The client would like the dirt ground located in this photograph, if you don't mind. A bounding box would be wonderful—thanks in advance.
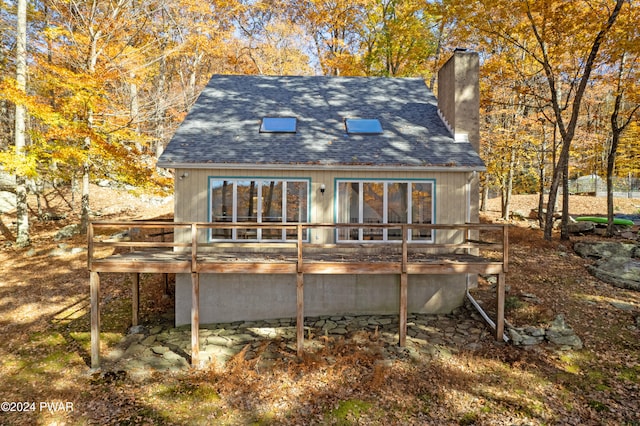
[1,187,639,425]
[483,192,640,219]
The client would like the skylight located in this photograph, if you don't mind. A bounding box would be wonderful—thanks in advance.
[345,118,383,134]
[260,117,297,133]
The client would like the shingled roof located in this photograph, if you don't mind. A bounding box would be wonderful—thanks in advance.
[157,75,485,171]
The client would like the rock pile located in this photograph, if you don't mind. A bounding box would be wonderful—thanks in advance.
[101,307,494,380]
[574,241,640,291]
[508,314,583,350]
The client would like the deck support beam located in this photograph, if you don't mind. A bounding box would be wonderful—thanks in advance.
[132,273,140,327]
[90,271,101,370]
[399,272,408,346]
[496,272,505,340]
[296,272,304,357]
[191,272,200,368]
[399,226,408,346]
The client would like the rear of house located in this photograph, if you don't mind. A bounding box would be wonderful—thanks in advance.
[157,50,484,326]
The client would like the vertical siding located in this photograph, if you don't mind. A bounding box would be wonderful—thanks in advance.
[174,167,472,244]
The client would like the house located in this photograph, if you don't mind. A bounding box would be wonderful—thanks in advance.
[156,50,486,327]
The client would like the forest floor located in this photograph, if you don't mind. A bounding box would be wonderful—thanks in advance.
[1,186,640,425]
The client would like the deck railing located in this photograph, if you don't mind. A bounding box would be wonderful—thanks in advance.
[88,221,508,272]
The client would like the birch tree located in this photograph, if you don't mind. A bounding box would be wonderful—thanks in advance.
[14,0,29,246]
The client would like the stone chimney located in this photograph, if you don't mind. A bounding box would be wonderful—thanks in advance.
[437,49,480,153]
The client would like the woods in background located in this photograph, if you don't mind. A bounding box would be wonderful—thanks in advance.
[0,0,638,244]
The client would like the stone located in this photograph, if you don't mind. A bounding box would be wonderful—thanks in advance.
[129,325,146,335]
[545,315,583,350]
[0,191,16,213]
[588,258,640,291]
[574,241,637,259]
[322,320,337,331]
[574,242,640,291]
[54,224,80,241]
[151,346,169,355]
[524,326,546,337]
[567,221,595,234]
[141,336,156,345]
[610,301,635,311]
[162,350,184,361]
[123,343,147,358]
[547,333,583,350]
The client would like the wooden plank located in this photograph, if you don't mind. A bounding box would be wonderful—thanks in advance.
[406,263,504,275]
[132,273,140,327]
[302,263,401,274]
[399,272,407,347]
[93,241,188,248]
[191,224,197,273]
[401,226,408,274]
[90,261,191,274]
[198,263,298,274]
[496,272,505,340]
[296,272,304,357]
[90,271,100,369]
[87,223,94,270]
[92,260,504,276]
[191,272,200,368]
[503,225,509,273]
[297,224,303,274]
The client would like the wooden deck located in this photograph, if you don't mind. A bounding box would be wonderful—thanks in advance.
[88,222,508,369]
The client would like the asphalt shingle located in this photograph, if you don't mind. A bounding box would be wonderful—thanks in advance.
[157,75,485,170]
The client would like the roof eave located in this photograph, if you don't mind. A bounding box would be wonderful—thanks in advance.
[156,162,486,173]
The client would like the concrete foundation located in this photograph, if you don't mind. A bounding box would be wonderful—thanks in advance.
[174,273,468,326]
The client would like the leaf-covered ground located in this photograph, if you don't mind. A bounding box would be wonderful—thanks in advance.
[1,187,639,425]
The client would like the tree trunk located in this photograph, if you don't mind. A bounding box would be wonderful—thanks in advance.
[605,53,640,236]
[80,26,101,234]
[14,0,29,247]
[560,153,570,240]
[606,143,617,236]
[537,122,547,228]
[501,148,515,220]
[534,0,625,240]
[480,175,488,213]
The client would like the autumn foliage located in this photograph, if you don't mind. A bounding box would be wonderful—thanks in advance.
[0,0,639,240]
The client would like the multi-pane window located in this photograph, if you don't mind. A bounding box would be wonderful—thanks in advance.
[336,180,434,242]
[209,178,309,241]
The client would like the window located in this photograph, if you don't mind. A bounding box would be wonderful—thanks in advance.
[336,180,433,242]
[345,118,383,134]
[210,178,309,241]
[260,117,297,133]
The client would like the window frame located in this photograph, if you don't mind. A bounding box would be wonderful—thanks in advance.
[334,178,435,243]
[259,117,297,133]
[208,177,310,242]
[344,118,383,134]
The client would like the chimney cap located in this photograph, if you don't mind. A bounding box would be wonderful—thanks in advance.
[453,47,468,52]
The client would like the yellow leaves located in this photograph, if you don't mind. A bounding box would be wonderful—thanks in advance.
[0,148,39,179]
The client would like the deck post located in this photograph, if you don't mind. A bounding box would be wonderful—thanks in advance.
[296,272,304,357]
[496,272,505,340]
[132,273,140,326]
[502,225,509,273]
[399,273,408,346]
[399,225,408,346]
[191,272,200,368]
[90,271,101,369]
[296,224,304,357]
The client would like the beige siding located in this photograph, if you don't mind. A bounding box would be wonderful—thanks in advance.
[174,167,472,244]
